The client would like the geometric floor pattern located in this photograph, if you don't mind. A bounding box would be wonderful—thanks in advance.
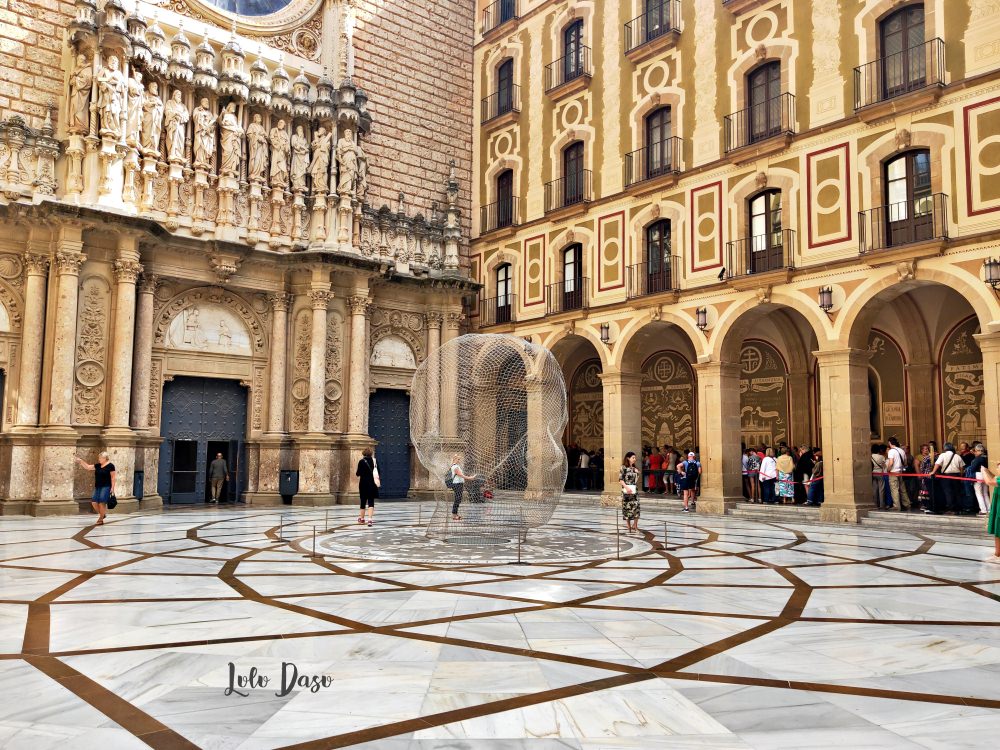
[2,503,999,749]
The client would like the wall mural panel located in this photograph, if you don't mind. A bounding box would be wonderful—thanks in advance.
[964,95,1000,216]
[73,276,110,425]
[867,329,907,441]
[523,234,546,307]
[806,143,852,248]
[690,181,722,272]
[640,351,696,450]
[941,316,985,446]
[598,211,625,292]
[740,340,789,448]
[569,359,603,451]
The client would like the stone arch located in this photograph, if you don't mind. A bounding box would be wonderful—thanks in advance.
[855,0,943,68]
[0,276,22,332]
[727,44,798,115]
[615,310,704,371]
[627,199,687,272]
[483,42,524,92]
[550,0,596,51]
[153,287,268,356]
[627,90,685,153]
[549,225,595,289]
[370,334,417,369]
[710,291,832,363]
[483,155,521,208]
[548,130,596,185]
[369,307,427,364]
[543,327,610,370]
[727,168,799,259]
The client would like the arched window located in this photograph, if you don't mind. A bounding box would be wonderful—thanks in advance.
[496,58,514,116]
[747,189,783,273]
[645,219,672,294]
[496,169,514,228]
[563,20,584,81]
[563,141,585,205]
[884,149,932,246]
[496,262,512,323]
[644,106,673,179]
[880,4,925,98]
[562,243,584,310]
[747,61,782,143]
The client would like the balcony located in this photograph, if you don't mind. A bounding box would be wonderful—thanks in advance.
[479,295,517,327]
[624,0,681,64]
[858,193,949,263]
[544,46,592,100]
[544,170,592,216]
[724,92,795,162]
[483,0,518,37]
[725,230,796,286]
[546,278,589,315]
[481,85,521,129]
[722,0,776,14]
[854,39,945,122]
[624,137,682,193]
[626,257,680,300]
[479,195,519,235]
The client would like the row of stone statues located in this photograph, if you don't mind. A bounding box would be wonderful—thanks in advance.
[70,53,369,199]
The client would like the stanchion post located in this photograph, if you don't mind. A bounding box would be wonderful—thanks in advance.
[324,509,329,533]
[278,514,284,541]
[312,524,317,557]
[616,513,621,560]
[663,520,667,550]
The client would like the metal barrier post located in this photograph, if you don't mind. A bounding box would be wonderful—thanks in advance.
[616,513,621,560]
[278,514,284,541]
[663,521,668,550]
[312,524,317,557]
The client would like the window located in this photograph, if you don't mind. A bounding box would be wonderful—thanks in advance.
[496,263,512,323]
[880,4,926,99]
[747,61,782,143]
[563,141,585,205]
[645,219,672,294]
[644,106,673,179]
[563,20,584,81]
[884,149,932,246]
[563,243,583,309]
[747,190,783,273]
[496,58,514,116]
[644,0,670,43]
[499,0,516,25]
[496,169,514,228]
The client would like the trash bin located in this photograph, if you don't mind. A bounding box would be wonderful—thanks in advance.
[279,470,299,505]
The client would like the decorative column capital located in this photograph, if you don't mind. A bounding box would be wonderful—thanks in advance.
[425,310,444,328]
[445,310,464,329]
[267,291,292,312]
[138,273,160,294]
[309,288,333,309]
[112,259,143,284]
[347,294,371,316]
[54,251,85,275]
[811,347,872,367]
[24,253,50,275]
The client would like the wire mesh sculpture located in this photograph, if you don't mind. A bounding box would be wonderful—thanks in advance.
[410,333,569,545]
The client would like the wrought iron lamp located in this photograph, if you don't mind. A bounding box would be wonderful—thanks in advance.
[984,258,1000,293]
[599,322,611,345]
[695,307,708,331]
[818,286,834,314]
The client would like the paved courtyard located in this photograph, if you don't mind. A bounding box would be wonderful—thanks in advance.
[1,503,999,749]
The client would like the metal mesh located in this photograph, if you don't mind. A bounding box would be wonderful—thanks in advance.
[410,334,569,545]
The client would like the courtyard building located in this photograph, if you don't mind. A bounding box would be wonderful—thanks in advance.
[471,0,1000,521]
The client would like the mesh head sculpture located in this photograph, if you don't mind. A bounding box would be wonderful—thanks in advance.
[410,333,569,544]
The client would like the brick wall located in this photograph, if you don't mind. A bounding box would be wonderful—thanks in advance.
[353,0,474,258]
[0,0,72,128]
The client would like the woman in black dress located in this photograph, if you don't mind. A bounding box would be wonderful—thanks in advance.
[356,447,378,526]
[74,451,116,526]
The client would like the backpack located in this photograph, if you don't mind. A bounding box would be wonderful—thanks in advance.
[443,467,456,488]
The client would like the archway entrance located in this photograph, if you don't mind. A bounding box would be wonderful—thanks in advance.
[158,376,248,504]
[369,389,411,498]
[550,334,604,491]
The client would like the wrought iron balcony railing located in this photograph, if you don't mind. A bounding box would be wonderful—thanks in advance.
[544,46,592,91]
[479,195,519,234]
[858,193,948,254]
[479,295,517,327]
[624,137,682,187]
[544,170,592,213]
[624,0,681,53]
[481,85,521,123]
[725,230,796,278]
[854,38,945,111]
[724,92,795,153]
[483,0,518,35]
[626,257,680,299]
[546,278,589,315]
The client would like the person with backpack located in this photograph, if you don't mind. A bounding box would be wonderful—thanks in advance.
[928,442,965,514]
[886,437,911,512]
[448,453,477,520]
[746,448,761,503]
[677,451,701,513]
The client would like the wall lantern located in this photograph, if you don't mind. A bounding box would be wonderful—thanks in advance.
[695,307,708,331]
[818,286,834,314]
[984,258,1000,291]
[600,322,611,345]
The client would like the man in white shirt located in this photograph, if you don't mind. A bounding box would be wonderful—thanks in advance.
[578,450,591,490]
[886,437,910,512]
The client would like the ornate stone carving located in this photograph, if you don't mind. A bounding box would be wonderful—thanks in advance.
[336,130,358,195]
[754,44,767,62]
[140,82,164,158]
[208,254,240,284]
[96,54,127,140]
[754,171,768,190]
[72,277,110,424]
[755,286,772,305]
[895,128,912,150]
[164,91,190,164]
[23,254,48,276]
[370,307,426,362]
[252,365,265,432]
[126,69,144,148]
[811,0,841,81]
[309,289,333,308]
[54,251,85,275]
[148,358,162,427]
[425,310,444,328]
[324,311,343,431]
[269,119,290,189]
[267,291,291,312]
[309,127,333,193]
[290,308,311,431]
[246,113,269,183]
[347,294,371,316]
[112,259,142,284]
[139,273,160,295]
[290,124,309,191]
[219,103,243,178]
[896,260,916,282]
[445,311,465,330]
[153,288,267,354]
[68,53,93,135]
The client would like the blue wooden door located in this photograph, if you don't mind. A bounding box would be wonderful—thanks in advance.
[368,389,411,498]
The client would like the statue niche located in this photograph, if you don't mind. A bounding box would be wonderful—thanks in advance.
[165,303,253,355]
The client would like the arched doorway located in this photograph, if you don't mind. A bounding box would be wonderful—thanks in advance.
[550,334,604,491]
[940,316,985,447]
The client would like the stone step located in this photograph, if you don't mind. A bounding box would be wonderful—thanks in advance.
[861,512,987,538]
[560,492,686,511]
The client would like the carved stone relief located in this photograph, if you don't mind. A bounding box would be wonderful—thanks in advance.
[154,288,267,355]
[164,302,253,355]
[72,276,110,425]
[148,358,163,428]
[324,311,343,431]
[290,308,311,432]
[369,307,426,364]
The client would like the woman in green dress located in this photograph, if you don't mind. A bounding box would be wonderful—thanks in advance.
[619,451,641,534]
[987,463,1000,560]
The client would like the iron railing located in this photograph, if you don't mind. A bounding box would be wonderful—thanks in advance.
[724,92,796,153]
[624,0,681,53]
[544,46,592,91]
[624,137,682,187]
[855,38,945,111]
[481,84,521,122]
[859,193,948,254]
[546,278,589,315]
[544,170,592,212]
[479,295,516,326]
[483,0,518,35]
[480,195,519,233]
[726,229,796,278]
[626,257,680,298]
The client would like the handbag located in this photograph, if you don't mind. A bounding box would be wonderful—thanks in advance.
[107,493,118,510]
[372,458,381,488]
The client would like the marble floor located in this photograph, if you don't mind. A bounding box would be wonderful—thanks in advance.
[2,503,1000,749]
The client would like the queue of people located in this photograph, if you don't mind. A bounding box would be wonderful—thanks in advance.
[742,444,824,506]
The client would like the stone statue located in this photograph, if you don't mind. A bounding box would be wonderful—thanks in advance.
[355,139,369,202]
[336,130,358,195]
[125,69,144,147]
[163,89,189,164]
[68,53,93,135]
[290,124,309,192]
[269,119,290,189]
[309,126,333,193]
[218,102,244,179]
[246,113,268,183]
[191,98,217,171]
[96,54,127,140]
[140,81,164,156]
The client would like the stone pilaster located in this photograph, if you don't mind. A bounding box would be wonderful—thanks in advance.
[904,362,937,448]
[787,371,813,447]
[599,371,644,506]
[106,249,142,430]
[974,333,1000,463]
[294,286,334,506]
[307,288,332,434]
[815,348,874,523]
[345,293,371,437]
[266,292,291,435]
[694,361,743,515]
[425,310,443,435]
[130,274,158,431]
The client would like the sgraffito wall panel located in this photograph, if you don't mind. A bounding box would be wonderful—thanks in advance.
[690,181,723,273]
[568,358,603,451]
[806,143,852,249]
[597,211,625,293]
[940,316,985,447]
[964,95,1000,217]
[739,340,789,449]
[640,351,695,450]
[523,233,546,309]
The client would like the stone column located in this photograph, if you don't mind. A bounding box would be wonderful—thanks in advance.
[599,371,643,505]
[294,286,334,506]
[815,348,873,523]
[14,253,50,428]
[425,311,443,435]
[904,362,937,448]
[130,274,158,431]
[787,370,813,447]
[307,288,331,434]
[266,292,291,435]
[106,242,142,430]
[975,333,1000,462]
[694,361,743,515]
[346,294,371,436]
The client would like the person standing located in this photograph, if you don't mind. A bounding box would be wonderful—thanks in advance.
[664,446,678,495]
[886,437,910,512]
[648,448,662,495]
[208,452,229,503]
[915,443,933,510]
[929,442,964,514]
[806,448,824,506]
[968,443,990,516]
[793,446,814,505]
[741,448,751,499]
[746,448,761,503]
[74,452,116,526]
[759,447,778,504]
[356,447,379,526]
[449,453,476,520]
[677,451,701,513]
[577,449,591,491]
[619,451,641,532]
[775,447,795,503]
[871,444,888,509]
[986,463,1000,560]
